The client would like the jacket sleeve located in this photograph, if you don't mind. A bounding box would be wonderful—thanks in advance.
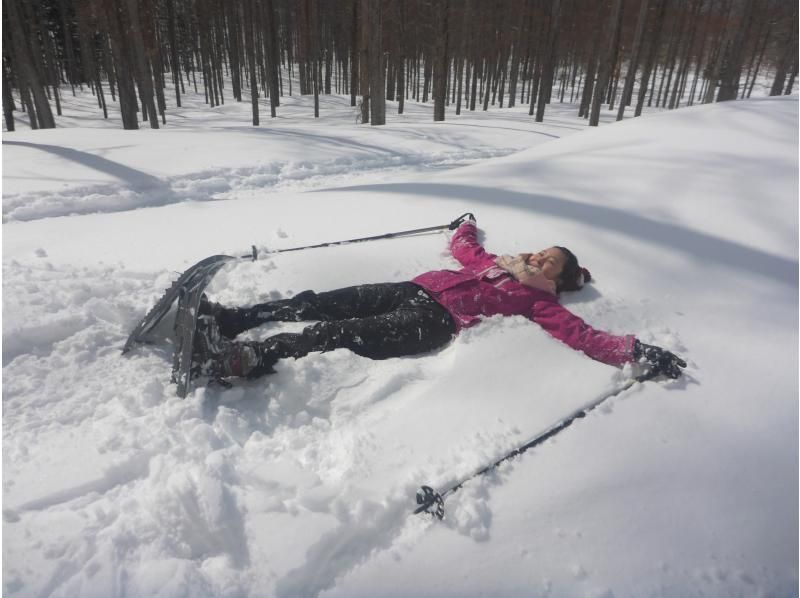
[450,221,496,269]
[531,300,636,367]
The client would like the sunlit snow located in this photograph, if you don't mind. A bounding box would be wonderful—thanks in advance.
[3,86,797,597]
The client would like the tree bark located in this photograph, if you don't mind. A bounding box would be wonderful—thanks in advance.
[617,0,651,120]
[266,0,281,114]
[535,0,562,122]
[703,0,733,103]
[716,0,756,101]
[668,0,702,109]
[433,0,449,121]
[578,1,606,118]
[368,0,385,125]
[770,4,798,95]
[634,0,667,117]
[307,0,320,117]
[126,0,159,127]
[3,59,16,131]
[655,1,685,107]
[589,0,624,126]
[359,0,370,123]
[57,0,78,92]
[686,0,714,106]
[604,0,625,107]
[4,0,55,128]
[350,0,359,106]
[166,0,182,107]
[507,0,530,109]
[396,0,406,114]
[244,0,259,125]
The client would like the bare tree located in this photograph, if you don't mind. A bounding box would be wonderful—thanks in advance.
[358,0,370,122]
[716,0,756,101]
[589,0,624,126]
[617,0,651,120]
[4,0,55,128]
[668,0,702,109]
[634,0,667,117]
[535,0,562,122]
[433,0,449,121]
[368,0,384,125]
[244,0,259,125]
[769,4,798,96]
[3,56,16,131]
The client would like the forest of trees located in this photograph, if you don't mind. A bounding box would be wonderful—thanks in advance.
[2,0,798,131]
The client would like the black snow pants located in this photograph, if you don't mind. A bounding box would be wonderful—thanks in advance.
[229,282,456,361]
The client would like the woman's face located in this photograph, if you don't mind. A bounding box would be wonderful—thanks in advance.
[526,248,567,281]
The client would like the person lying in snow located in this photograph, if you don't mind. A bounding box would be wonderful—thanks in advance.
[193,213,685,382]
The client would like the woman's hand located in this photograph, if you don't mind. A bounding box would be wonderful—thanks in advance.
[448,212,476,230]
[634,340,687,379]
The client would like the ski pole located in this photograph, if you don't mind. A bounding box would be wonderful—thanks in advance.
[414,372,657,520]
[262,214,474,255]
[220,221,455,265]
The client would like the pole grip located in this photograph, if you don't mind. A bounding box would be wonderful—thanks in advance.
[448,213,476,230]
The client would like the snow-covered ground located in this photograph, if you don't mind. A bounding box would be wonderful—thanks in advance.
[2,84,798,598]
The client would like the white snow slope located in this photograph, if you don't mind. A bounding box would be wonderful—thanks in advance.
[2,89,798,598]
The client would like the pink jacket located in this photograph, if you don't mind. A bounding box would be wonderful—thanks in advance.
[412,221,635,366]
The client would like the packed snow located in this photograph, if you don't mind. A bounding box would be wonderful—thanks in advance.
[2,85,798,598]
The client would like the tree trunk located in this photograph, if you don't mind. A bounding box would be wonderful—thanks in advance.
[687,0,714,106]
[244,0,259,125]
[396,0,406,114]
[634,0,667,117]
[4,0,55,128]
[3,61,16,131]
[307,0,320,117]
[770,5,798,96]
[167,0,182,107]
[433,0,449,121]
[604,0,626,106]
[740,4,769,98]
[350,0,359,106]
[578,1,606,118]
[423,56,432,103]
[105,3,139,128]
[655,2,685,107]
[668,0,701,109]
[535,0,562,122]
[617,0,651,120]
[368,0,385,125]
[469,58,479,110]
[784,57,798,95]
[716,0,756,101]
[589,0,624,126]
[126,0,159,127]
[266,0,281,115]
[528,3,551,115]
[507,0,530,109]
[57,0,78,91]
[703,0,734,103]
[359,0,370,122]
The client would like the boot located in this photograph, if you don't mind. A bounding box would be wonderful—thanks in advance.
[192,315,278,379]
[198,294,253,339]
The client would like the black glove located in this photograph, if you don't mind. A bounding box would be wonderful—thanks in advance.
[633,340,687,379]
[448,212,476,230]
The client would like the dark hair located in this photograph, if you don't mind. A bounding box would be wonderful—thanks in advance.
[555,246,585,293]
